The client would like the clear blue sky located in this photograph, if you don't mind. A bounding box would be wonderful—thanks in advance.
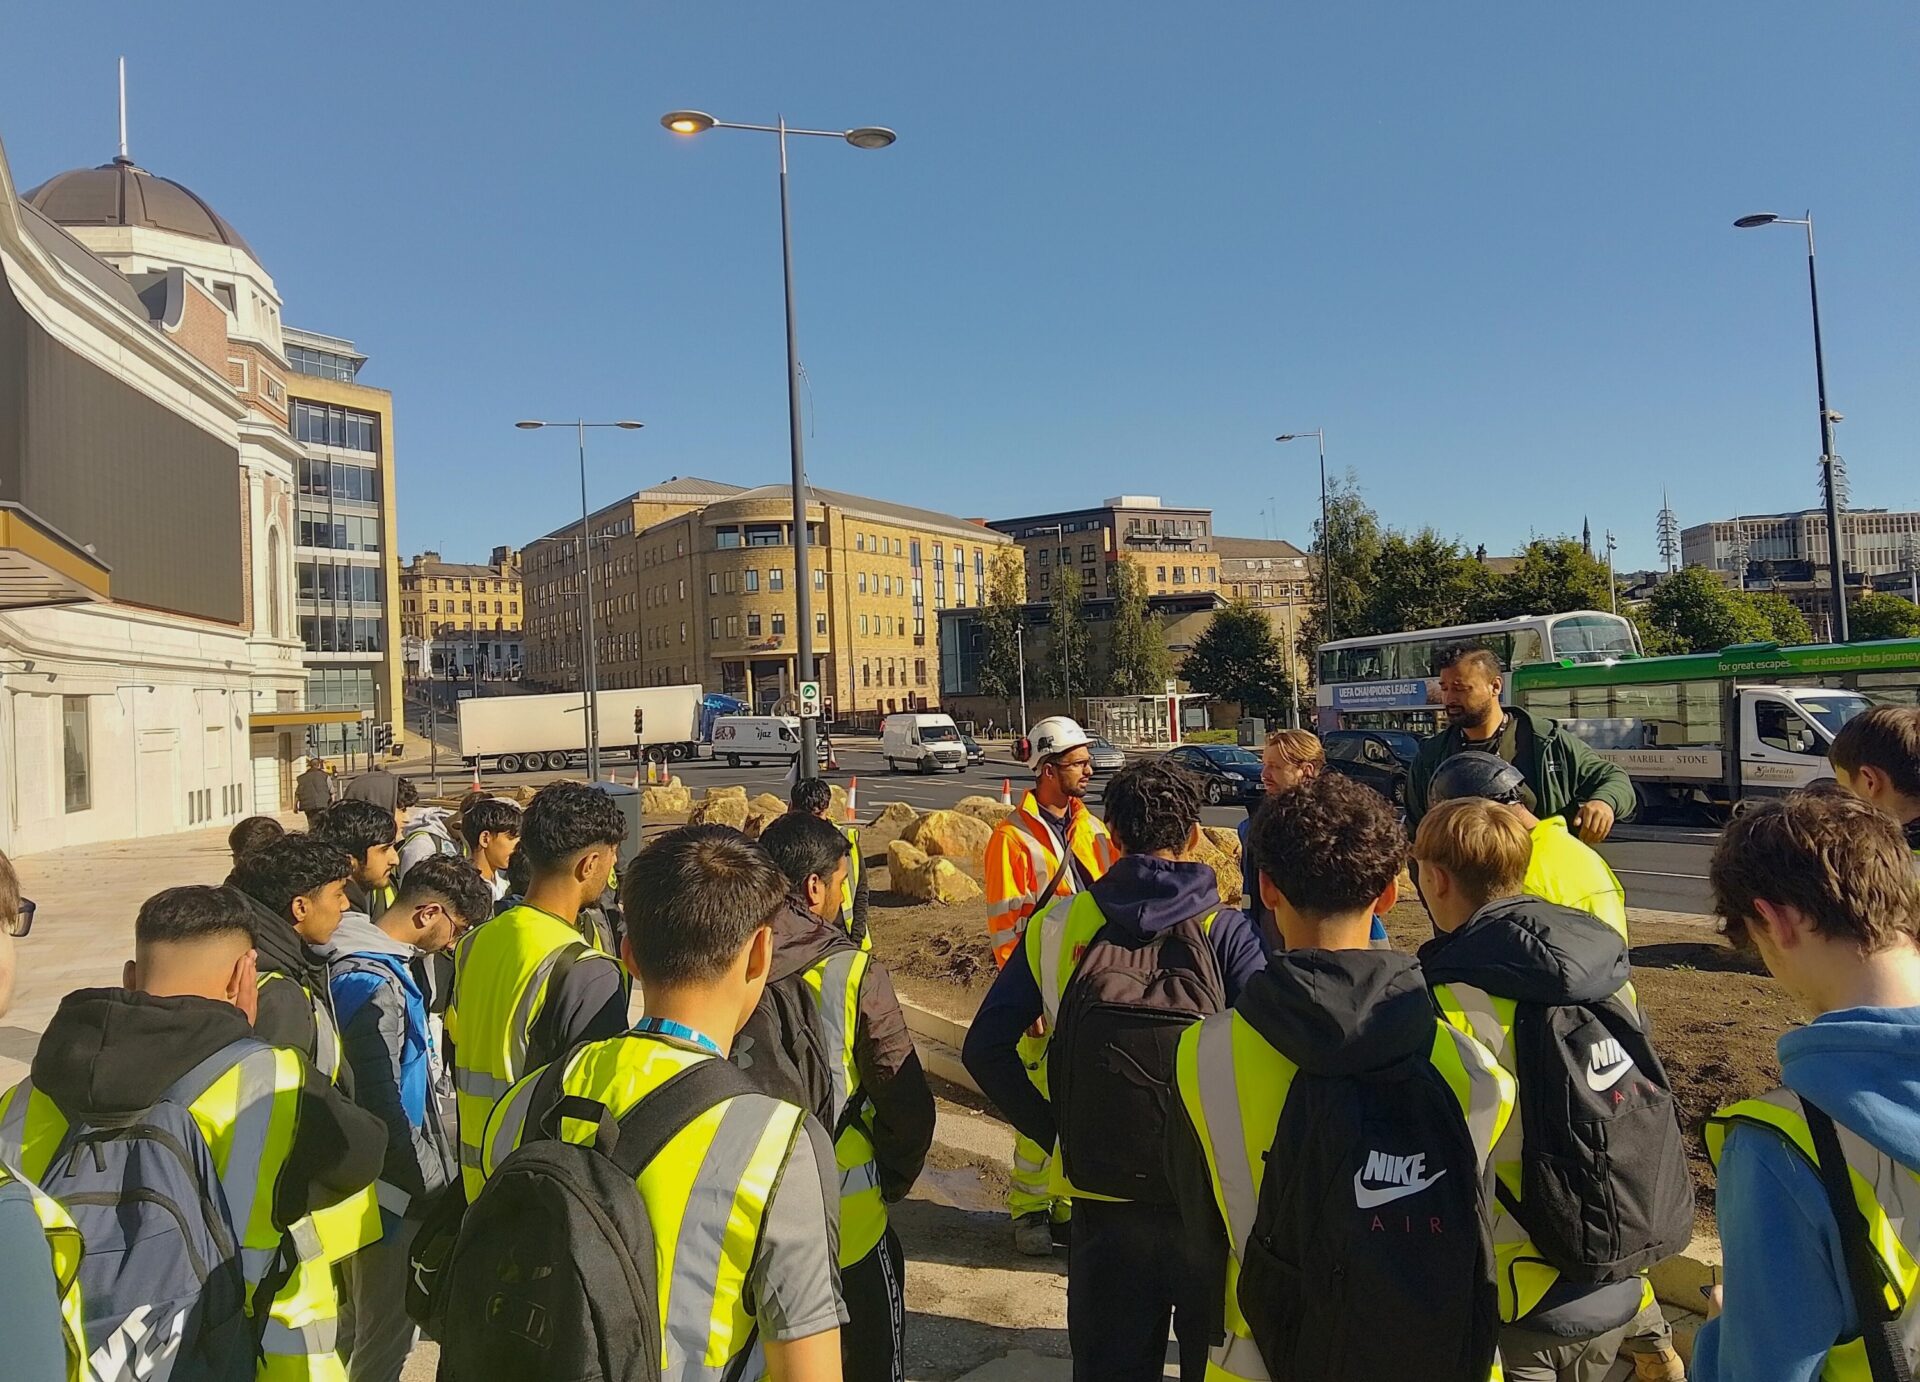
[2,4,1915,572]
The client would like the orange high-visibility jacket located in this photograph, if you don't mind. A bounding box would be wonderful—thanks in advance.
[983,791,1115,967]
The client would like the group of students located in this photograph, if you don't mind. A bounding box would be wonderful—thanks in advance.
[963,682,1920,1382]
[0,767,935,1382]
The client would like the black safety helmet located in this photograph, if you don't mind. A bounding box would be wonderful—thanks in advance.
[1427,750,1535,810]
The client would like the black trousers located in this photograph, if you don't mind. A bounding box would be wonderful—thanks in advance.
[840,1226,906,1382]
[1067,1199,1210,1382]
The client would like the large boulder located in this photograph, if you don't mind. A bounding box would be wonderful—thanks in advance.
[829,783,851,820]
[1201,825,1243,862]
[749,793,789,820]
[1183,834,1245,907]
[688,790,751,830]
[706,784,750,801]
[952,795,1015,827]
[871,800,919,833]
[902,809,994,866]
[641,780,692,815]
[887,839,983,904]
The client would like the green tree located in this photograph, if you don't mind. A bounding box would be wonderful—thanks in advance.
[1847,593,1920,641]
[1104,556,1170,694]
[1638,566,1773,652]
[1183,601,1292,720]
[1301,473,1384,651]
[975,545,1028,713]
[1359,528,1484,635]
[1468,538,1617,621]
[1745,591,1814,645]
[1043,564,1092,701]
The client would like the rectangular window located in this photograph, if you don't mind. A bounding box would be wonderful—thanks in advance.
[1082,544,1096,563]
[815,570,826,590]
[62,695,91,812]
[856,534,866,552]
[816,613,827,635]
[858,573,868,593]
[745,570,759,592]
[747,613,762,637]
[772,613,786,635]
[1157,566,1167,581]
[714,529,742,549]
[915,658,927,685]
[724,571,737,594]
[768,568,784,592]
[1173,567,1186,584]
[910,540,922,566]
[708,574,721,596]
[726,615,739,638]
[709,617,721,638]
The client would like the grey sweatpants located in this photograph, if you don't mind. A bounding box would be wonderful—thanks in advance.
[337,1218,421,1382]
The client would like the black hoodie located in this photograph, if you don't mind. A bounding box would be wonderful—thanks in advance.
[769,899,935,1203]
[30,988,385,1229]
[1417,895,1644,1338]
[236,890,347,1085]
[1167,947,1445,1342]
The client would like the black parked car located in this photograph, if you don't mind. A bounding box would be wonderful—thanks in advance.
[1164,744,1266,806]
[959,731,986,766]
[1321,729,1420,807]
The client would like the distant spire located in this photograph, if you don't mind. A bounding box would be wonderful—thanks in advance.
[116,56,129,163]
[1582,516,1592,555]
[1656,489,1680,573]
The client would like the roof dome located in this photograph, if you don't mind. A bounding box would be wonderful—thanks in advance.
[24,156,256,259]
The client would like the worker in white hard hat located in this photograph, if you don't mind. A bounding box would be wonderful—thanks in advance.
[981,715,1116,1254]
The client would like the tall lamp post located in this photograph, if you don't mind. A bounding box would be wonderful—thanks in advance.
[1734,211,1849,642]
[663,108,895,778]
[1275,430,1332,640]
[515,419,644,782]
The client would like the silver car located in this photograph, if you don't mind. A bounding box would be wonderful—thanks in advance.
[1088,736,1127,774]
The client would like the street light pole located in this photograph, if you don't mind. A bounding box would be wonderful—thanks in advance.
[1735,212,1849,642]
[663,108,895,778]
[1015,623,1028,735]
[516,419,645,782]
[1605,530,1618,616]
[1276,430,1332,640]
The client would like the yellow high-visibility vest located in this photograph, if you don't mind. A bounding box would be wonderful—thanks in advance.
[801,947,886,1264]
[1172,1005,1514,1381]
[480,1034,810,1380]
[840,827,871,953]
[1025,889,1217,1201]
[0,1040,329,1382]
[445,903,599,1197]
[0,1159,85,1382]
[1707,1088,1920,1381]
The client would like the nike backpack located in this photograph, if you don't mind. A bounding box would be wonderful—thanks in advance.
[40,1040,263,1381]
[1236,1049,1500,1382]
[1050,914,1224,1203]
[1500,996,1693,1281]
[436,1058,755,1382]
[731,961,843,1134]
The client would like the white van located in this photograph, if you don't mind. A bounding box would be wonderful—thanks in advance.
[711,715,802,768]
[881,712,968,773]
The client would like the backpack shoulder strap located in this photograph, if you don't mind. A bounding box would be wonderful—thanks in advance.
[605,1059,758,1182]
[1804,1099,1915,1382]
[165,1037,273,1108]
[528,939,602,1063]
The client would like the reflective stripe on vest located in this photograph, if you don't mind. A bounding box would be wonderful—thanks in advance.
[984,793,1113,966]
[803,947,885,1266]
[1174,1007,1514,1380]
[482,1035,808,1378]
[2,1042,320,1374]
[839,827,869,951]
[0,1160,85,1382]
[447,904,594,1196]
[1707,1087,1920,1381]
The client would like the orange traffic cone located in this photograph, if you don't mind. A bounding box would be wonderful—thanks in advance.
[470,761,482,791]
[846,776,859,823]
[1000,778,1012,806]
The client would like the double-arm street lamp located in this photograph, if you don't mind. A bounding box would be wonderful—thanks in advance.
[662,109,896,778]
[515,419,645,782]
[1275,430,1333,642]
[1734,211,1849,642]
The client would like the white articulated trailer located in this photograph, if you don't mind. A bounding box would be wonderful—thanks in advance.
[458,685,705,774]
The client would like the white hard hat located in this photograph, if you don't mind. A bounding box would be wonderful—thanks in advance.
[1027,716,1092,768]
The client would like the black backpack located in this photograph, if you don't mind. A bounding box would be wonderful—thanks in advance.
[1498,996,1693,1282]
[434,1057,755,1382]
[731,961,843,1134]
[1049,914,1224,1203]
[1237,1049,1501,1382]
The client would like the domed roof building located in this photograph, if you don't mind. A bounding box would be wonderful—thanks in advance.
[25,155,257,257]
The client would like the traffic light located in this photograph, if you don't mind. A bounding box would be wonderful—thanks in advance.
[304,727,319,756]
[633,707,645,737]
[373,722,394,755]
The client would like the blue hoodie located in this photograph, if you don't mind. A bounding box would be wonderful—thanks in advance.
[963,854,1267,1149]
[1691,1006,1920,1382]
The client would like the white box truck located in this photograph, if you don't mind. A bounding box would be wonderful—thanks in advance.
[458,685,706,774]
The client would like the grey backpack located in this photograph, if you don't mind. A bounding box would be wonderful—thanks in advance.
[43,1039,264,1381]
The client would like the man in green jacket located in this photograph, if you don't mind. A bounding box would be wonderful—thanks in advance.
[1407,645,1635,843]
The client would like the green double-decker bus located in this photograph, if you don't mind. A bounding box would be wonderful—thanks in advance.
[1510,638,1920,818]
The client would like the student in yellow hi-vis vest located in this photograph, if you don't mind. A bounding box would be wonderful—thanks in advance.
[1,886,383,1382]
[463,826,846,1382]
[1693,791,1920,1382]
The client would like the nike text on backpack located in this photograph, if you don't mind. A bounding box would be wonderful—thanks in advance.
[1234,1041,1503,1382]
[1491,995,1693,1282]
[433,1057,755,1382]
[45,1039,277,1382]
[1048,910,1224,1202]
